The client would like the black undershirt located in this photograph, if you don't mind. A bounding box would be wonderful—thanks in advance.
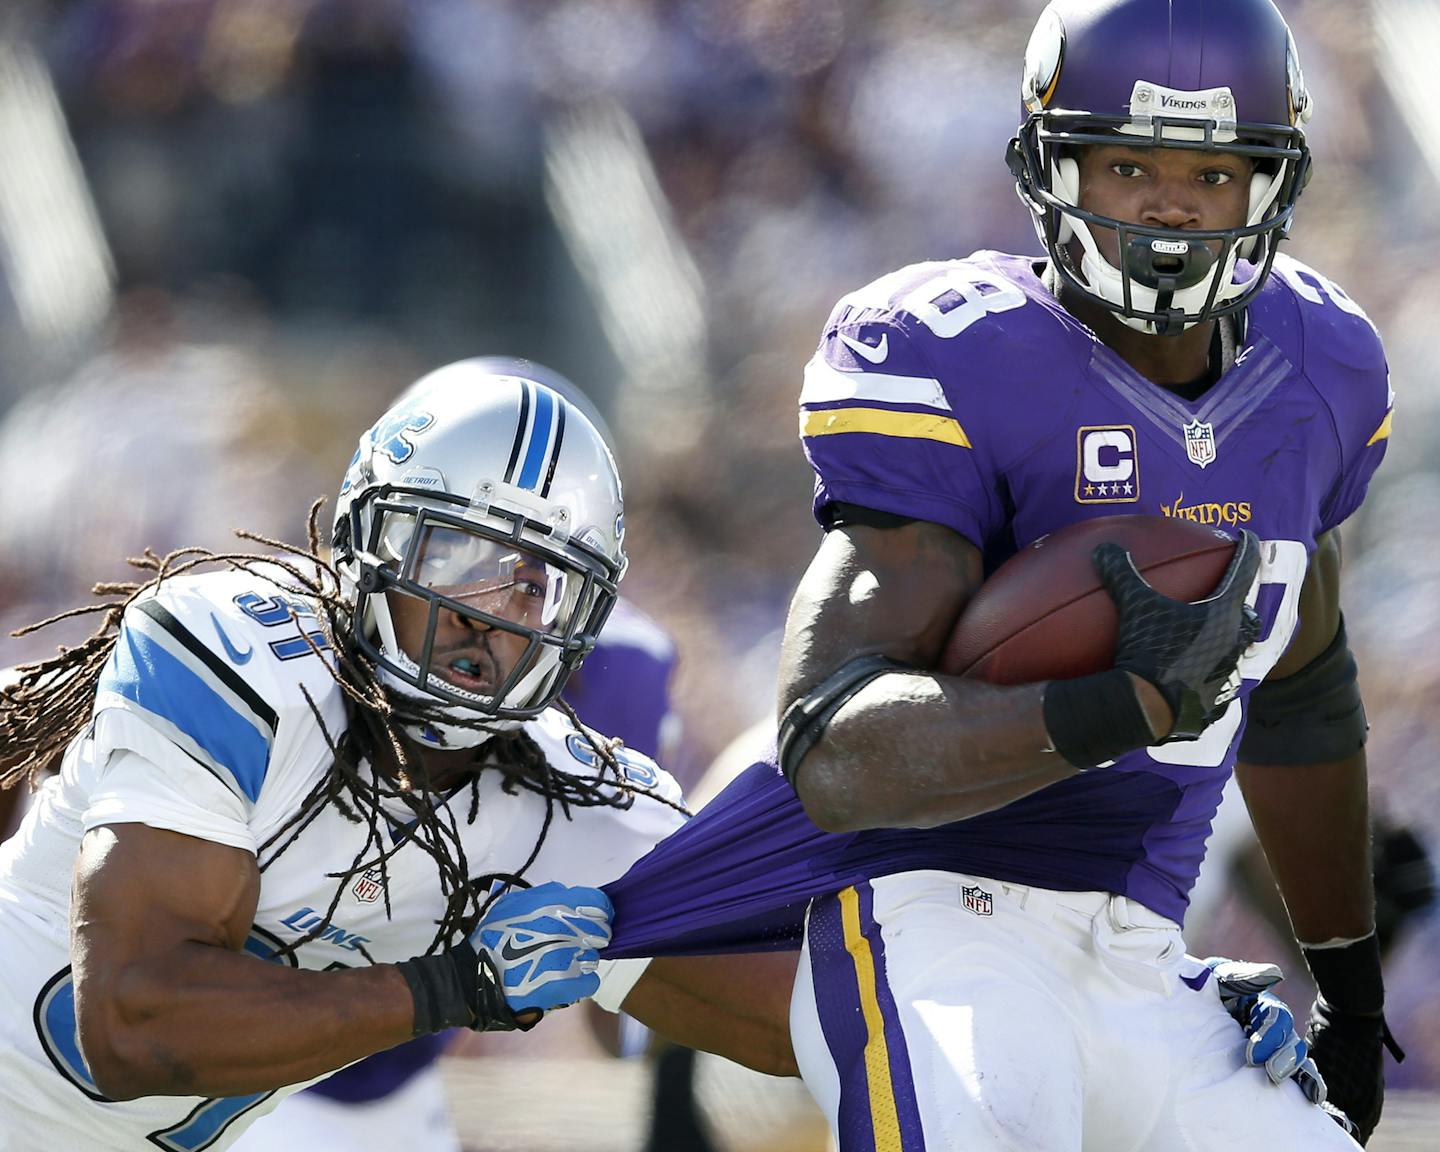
[1167,319,1229,403]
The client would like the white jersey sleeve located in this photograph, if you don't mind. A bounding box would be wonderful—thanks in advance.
[84,742,254,853]
[471,710,688,892]
[87,565,347,849]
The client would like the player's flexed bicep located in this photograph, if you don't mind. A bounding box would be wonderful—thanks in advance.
[776,519,1068,832]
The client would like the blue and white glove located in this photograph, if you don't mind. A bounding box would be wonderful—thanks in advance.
[396,881,614,1036]
[473,881,613,1017]
[1203,956,1355,1134]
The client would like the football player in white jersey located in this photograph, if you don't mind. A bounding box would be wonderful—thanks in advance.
[0,360,795,1151]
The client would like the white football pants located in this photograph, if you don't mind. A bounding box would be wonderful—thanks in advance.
[791,870,1360,1152]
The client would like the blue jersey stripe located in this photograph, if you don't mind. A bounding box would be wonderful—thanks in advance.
[99,625,273,803]
[138,599,279,733]
[517,384,555,491]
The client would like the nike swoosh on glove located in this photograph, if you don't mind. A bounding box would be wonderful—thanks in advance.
[473,880,614,1018]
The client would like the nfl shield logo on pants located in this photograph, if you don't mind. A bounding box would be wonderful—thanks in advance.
[1183,419,1217,469]
[962,885,994,917]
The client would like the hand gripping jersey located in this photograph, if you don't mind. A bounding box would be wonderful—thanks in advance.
[0,566,684,1152]
[303,596,679,1108]
[602,249,1390,958]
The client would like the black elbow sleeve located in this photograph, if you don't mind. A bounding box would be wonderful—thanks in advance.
[777,655,908,787]
[1239,616,1367,765]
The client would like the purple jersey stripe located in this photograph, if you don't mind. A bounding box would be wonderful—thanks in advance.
[808,885,925,1152]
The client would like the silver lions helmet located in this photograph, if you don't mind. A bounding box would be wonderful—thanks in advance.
[332,360,626,746]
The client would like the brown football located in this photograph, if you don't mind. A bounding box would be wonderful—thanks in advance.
[941,515,1238,684]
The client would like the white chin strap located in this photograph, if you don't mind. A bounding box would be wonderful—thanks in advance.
[366,589,564,746]
[1052,155,1283,334]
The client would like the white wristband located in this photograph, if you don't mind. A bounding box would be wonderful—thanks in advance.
[592,957,652,1013]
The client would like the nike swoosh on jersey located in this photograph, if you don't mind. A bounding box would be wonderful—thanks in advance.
[837,331,889,365]
[1179,968,1213,992]
[210,613,254,665]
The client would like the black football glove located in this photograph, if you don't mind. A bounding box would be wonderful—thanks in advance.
[1305,997,1404,1145]
[1093,528,1263,740]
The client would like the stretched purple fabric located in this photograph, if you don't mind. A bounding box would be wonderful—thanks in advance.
[602,752,1208,958]
[603,760,841,958]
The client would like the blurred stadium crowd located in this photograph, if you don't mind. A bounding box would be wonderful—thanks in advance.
[0,0,1437,1124]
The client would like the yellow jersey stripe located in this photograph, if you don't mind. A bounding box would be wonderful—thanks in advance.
[839,885,904,1149]
[801,407,972,449]
[1366,410,1392,447]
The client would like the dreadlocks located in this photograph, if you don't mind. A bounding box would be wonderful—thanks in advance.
[0,500,688,959]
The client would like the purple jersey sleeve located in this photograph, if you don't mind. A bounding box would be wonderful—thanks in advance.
[800,260,1033,550]
[1271,259,1394,532]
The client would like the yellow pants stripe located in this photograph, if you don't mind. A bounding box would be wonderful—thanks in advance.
[839,885,904,1150]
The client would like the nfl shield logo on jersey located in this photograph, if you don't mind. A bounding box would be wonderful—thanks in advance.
[350,867,385,904]
[1183,419,1217,469]
[962,885,994,917]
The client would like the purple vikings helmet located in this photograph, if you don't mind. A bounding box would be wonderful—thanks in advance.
[1008,0,1313,335]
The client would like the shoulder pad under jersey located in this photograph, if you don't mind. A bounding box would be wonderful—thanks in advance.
[93,563,345,810]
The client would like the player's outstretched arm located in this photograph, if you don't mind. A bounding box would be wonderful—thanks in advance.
[1234,530,1398,1145]
[72,827,611,1100]
[71,822,415,1100]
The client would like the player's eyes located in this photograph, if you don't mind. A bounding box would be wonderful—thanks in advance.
[1199,170,1234,186]
[1110,161,1145,178]
[515,569,548,598]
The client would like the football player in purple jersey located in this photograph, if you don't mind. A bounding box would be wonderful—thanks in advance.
[604,1,1396,1148]
[780,0,1392,1145]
